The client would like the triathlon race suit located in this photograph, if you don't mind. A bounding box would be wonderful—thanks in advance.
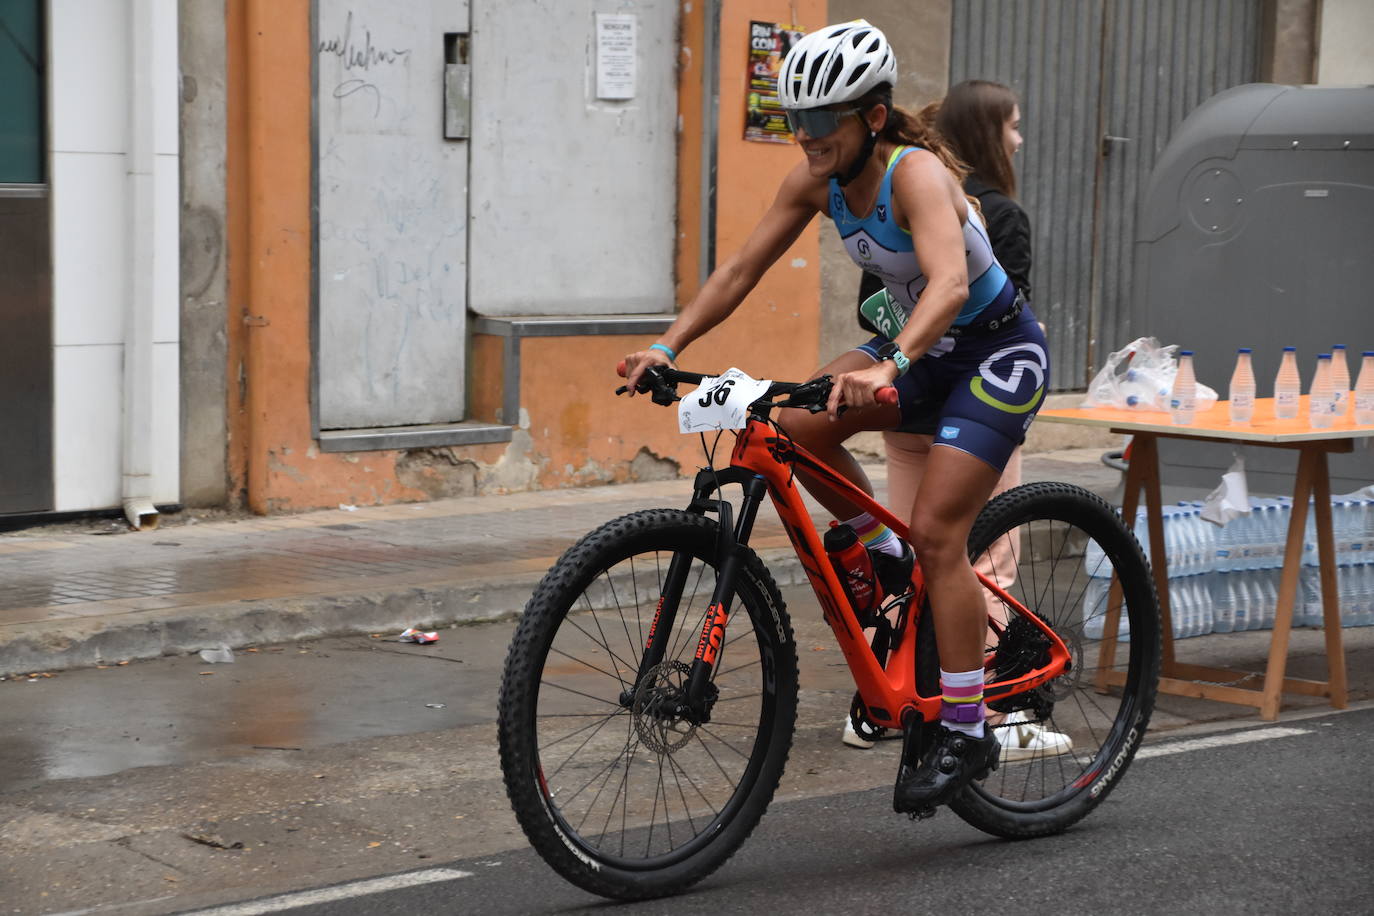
[829,146,1051,472]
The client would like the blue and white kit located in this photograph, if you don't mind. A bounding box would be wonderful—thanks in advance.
[831,146,1051,472]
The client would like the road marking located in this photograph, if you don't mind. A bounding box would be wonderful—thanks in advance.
[179,868,475,915]
[1136,726,1310,760]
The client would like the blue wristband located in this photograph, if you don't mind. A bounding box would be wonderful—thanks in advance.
[649,343,677,362]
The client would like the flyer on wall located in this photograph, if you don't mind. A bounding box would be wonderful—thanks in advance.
[744,21,805,144]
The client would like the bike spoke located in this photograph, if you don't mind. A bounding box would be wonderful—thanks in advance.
[601,566,644,674]
[547,645,628,684]
[540,709,626,755]
[696,724,752,761]
[541,679,625,709]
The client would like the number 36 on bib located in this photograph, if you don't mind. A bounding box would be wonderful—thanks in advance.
[677,369,772,433]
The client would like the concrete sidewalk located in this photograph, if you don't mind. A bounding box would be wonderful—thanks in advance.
[0,449,1120,678]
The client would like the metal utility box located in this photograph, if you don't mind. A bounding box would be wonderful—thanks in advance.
[1128,83,1374,495]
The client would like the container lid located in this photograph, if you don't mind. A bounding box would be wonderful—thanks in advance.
[1238,347,1252,353]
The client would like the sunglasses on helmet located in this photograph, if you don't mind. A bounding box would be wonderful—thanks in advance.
[784,106,862,139]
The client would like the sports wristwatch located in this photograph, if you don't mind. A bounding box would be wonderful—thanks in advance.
[875,341,911,376]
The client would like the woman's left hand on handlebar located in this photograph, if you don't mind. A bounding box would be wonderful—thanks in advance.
[826,362,899,419]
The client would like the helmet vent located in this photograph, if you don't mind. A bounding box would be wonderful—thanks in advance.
[846,62,870,87]
[805,54,825,96]
[822,55,845,95]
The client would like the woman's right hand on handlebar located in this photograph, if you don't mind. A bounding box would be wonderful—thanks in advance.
[621,346,675,396]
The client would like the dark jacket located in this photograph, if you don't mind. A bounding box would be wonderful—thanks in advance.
[965,175,1031,302]
[857,174,1033,320]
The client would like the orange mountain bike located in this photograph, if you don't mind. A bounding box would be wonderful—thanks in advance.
[498,366,1161,900]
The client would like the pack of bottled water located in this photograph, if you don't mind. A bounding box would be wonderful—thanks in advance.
[1082,486,1374,640]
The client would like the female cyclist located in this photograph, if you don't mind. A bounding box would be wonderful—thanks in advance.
[621,21,1050,812]
[842,80,1071,764]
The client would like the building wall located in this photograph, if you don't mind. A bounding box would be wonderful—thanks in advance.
[219,0,826,513]
[48,0,180,511]
[179,0,230,507]
[684,0,826,378]
[1317,0,1374,84]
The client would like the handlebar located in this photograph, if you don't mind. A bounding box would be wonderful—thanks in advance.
[616,361,897,413]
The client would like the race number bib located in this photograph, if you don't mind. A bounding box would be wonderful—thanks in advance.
[859,288,907,340]
[678,369,772,433]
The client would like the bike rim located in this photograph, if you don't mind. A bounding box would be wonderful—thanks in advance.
[529,546,776,869]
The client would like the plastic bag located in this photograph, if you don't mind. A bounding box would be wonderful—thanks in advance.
[1081,337,1218,411]
[1200,454,1250,527]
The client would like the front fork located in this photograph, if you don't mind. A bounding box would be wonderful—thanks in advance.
[621,469,769,723]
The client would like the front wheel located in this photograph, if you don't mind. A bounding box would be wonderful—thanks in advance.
[498,509,798,899]
[951,482,1161,838]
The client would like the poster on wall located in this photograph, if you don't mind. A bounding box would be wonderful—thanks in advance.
[596,13,636,99]
[744,21,805,143]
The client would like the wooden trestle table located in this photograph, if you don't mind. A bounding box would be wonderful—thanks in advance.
[1037,396,1374,720]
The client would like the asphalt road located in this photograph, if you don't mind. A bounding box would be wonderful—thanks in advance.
[180,707,1374,916]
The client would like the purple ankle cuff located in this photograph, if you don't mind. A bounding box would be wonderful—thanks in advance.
[940,700,986,724]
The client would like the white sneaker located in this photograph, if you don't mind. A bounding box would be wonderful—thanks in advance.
[841,715,876,749]
[999,710,1073,762]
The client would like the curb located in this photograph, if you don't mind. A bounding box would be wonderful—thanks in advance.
[0,549,809,678]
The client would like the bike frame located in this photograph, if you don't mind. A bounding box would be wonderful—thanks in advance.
[634,413,1072,732]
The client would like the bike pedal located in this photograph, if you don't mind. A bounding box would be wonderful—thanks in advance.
[906,806,938,821]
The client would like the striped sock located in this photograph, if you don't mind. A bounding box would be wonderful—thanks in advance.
[843,512,903,558]
[940,667,986,738]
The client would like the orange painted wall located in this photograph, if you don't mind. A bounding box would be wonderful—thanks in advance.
[669,0,828,385]
[223,0,829,513]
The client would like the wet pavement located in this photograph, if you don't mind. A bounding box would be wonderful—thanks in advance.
[0,579,1370,915]
[0,449,1123,678]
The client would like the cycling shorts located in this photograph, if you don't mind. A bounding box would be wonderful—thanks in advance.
[855,306,1050,473]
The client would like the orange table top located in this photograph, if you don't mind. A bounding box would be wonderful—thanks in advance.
[1039,395,1374,444]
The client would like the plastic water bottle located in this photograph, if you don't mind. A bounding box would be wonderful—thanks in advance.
[1355,351,1374,425]
[1229,348,1256,424]
[1171,579,1190,639]
[1300,567,1322,628]
[1357,564,1374,628]
[1170,351,1198,425]
[1259,568,1278,629]
[1232,570,1250,632]
[1082,577,1130,642]
[1338,564,1355,627]
[1309,353,1335,428]
[1197,576,1214,635]
[1212,569,1236,632]
[1330,345,1351,418]
[1274,346,1301,419]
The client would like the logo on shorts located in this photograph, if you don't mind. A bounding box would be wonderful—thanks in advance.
[970,343,1048,414]
[940,426,961,440]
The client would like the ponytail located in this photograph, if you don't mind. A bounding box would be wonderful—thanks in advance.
[862,88,970,185]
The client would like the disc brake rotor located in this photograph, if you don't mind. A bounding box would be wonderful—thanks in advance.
[632,660,696,754]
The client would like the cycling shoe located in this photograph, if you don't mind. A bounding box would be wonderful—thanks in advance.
[892,723,999,813]
[870,541,915,598]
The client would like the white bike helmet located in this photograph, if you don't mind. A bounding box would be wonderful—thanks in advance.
[779,20,897,110]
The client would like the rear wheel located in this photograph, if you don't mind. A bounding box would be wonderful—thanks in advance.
[498,509,798,899]
[950,482,1160,837]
